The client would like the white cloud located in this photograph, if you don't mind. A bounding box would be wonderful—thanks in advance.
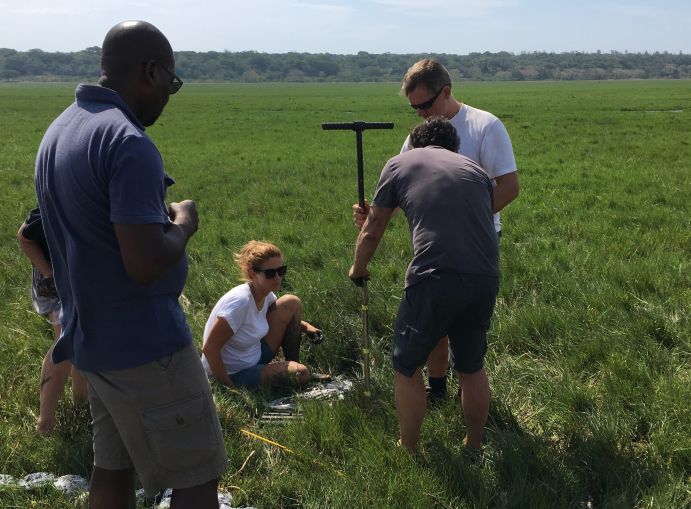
[371,0,518,17]
[5,3,107,15]
[290,1,353,14]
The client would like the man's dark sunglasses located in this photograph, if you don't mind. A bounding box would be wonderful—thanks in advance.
[410,84,449,110]
[253,265,288,278]
[157,61,183,94]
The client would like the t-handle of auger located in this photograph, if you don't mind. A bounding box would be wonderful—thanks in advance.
[322,120,394,399]
[321,121,394,208]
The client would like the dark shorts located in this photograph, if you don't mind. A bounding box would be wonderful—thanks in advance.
[229,339,276,389]
[392,272,499,377]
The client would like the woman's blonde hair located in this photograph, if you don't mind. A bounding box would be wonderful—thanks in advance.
[234,240,283,282]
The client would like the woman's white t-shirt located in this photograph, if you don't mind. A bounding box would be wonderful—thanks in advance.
[201,283,277,375]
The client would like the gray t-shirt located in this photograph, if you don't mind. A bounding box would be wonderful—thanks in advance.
[371,146,499,288]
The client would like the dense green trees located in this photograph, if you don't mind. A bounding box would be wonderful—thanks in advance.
[0,48,688,82]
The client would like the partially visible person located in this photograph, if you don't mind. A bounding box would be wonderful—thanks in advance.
[17,207,88,434]
[354,58,518,401]
[349,117,500,453]
[34,20,225,508]
[202,240,326,390]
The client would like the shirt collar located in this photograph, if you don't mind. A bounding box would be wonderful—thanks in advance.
[75,84,146,131]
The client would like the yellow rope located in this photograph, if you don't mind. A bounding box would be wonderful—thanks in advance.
[240,428,295,454]
[240,428,344,477]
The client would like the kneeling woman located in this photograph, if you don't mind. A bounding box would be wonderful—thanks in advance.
[202,240,321,389]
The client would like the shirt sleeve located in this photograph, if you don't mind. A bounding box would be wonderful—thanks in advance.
[479,119,517,179]
[217,294,249,335]
[400,136,411,154]
[109,135,169,225]
[267,292,278,309]
[371,158,399,209]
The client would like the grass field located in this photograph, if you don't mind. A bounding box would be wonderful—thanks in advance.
[0,80,689,508]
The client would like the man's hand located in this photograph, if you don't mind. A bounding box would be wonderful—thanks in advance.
[115,199,199,285]
[168,200,198,238]
[352,200,370,230]
[349,264,370,287]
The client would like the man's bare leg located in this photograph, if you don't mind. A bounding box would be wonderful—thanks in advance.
[89,466,135,509]
[37,316,72,434]
[171,478,220,508]
[394,368,427,453]
[37,344,72,434]
[457,368,490,449]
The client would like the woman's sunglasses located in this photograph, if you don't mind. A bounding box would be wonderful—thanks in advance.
[253,265,288,278]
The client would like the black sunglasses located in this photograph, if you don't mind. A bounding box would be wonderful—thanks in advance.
[253,265,288,278]
[156,61,183,94]
[409,84,448,110]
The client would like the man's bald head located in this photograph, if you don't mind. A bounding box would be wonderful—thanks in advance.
[98,21,178,127]
[101,21,173,78]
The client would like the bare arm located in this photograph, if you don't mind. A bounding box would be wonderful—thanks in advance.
[113,200,198,285]
[493,172,520,213]
[201,317,235,387]
[349,206,394,284]
[17,223,52,277]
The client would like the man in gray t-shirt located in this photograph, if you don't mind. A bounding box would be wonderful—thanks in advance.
[349,117,499,453]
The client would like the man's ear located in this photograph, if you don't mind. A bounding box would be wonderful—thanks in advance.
[141,60,157,87]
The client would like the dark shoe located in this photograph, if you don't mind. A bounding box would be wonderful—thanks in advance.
[425,386,447,408]
[306,330,324,345]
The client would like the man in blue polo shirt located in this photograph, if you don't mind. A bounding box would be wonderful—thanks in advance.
[35,21,226,507]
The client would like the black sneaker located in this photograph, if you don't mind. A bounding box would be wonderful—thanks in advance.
[306,331,324,345]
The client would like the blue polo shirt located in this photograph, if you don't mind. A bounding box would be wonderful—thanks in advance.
[35,84,193,372]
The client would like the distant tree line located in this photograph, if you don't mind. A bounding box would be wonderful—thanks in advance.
[1,47,689,82]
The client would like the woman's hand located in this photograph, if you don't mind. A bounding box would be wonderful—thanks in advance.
[302,321,324,344]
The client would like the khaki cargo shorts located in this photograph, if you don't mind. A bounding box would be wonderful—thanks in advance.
[84,343,227,497]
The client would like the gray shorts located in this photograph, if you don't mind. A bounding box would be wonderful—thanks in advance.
[393,272,499,376]
[84,343,227,497]
[31,267,60,323]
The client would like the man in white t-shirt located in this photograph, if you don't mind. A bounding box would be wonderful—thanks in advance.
[355,59,519,401]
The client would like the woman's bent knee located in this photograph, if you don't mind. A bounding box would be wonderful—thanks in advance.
[277,294,302,313]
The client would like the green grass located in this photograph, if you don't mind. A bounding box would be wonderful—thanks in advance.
[0,80,689,508]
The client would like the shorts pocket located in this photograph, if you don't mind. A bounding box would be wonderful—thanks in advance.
[393,324,432,375]
[142,392,220,471]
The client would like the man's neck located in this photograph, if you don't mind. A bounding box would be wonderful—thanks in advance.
[445,98,463,120]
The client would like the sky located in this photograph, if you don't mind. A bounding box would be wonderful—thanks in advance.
[1,0,689,55]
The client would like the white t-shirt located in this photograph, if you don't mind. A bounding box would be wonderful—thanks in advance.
[201,283,277,375]
[402,103,517,231]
